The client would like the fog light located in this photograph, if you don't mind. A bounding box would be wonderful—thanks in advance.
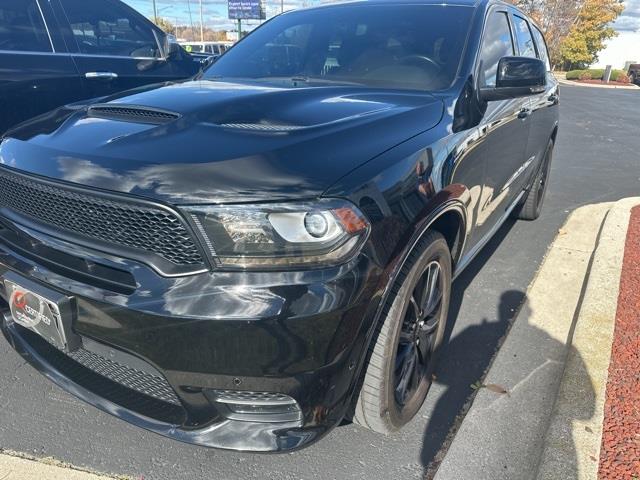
[204,389,303,424]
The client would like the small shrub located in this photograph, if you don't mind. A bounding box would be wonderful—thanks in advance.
[579,71,593,81]
[609,70,627,82]
[616,73,630,84]
[566,70,584,80]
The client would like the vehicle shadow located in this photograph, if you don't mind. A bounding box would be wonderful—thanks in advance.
[418,218,522,469]
[422,297,595,479]
[419,226,596,479]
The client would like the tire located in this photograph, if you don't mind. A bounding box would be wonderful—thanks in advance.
[353,231,452,434]
[631,73,637,85]
[515,139,554,221]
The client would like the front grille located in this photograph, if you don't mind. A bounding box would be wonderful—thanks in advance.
[87,105,180,124]
[0,168,204,268]
[68,348,181,405]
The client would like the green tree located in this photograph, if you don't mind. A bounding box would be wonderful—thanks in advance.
[558,0,624,70]
[507,0,624,69]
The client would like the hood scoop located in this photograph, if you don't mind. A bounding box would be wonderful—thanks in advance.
[87,104,181,125]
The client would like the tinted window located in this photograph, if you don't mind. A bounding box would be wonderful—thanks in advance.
[205,5,473,91]
[479,12,514,88]
[60,0,160,58]
[532,26,551,70]
[0,0,52,52]
[513,15,536,58]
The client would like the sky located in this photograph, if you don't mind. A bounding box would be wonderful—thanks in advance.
[123,0,331,32]
[123,0,640,67]
[596,0,640,68]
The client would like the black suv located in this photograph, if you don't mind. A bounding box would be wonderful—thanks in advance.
[0,0,199,135]
[0,0,559,452]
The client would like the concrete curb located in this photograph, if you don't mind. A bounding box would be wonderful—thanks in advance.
[0,451,120,479]
[557,78,640,90]
[536,197,640,480]
[433,199,639,480]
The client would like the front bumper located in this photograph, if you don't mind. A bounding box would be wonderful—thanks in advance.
[0,220,383,452]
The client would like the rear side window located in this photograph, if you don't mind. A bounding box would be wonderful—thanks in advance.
[512,15,536,58]
[479,12,514,88]
[532,26,551,70]
[0,0,52,52]
[60,0,160,58]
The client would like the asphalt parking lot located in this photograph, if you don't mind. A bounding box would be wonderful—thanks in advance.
[0,84,638,480]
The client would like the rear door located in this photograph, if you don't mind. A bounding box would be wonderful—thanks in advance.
[54,0,196,99]
[526,22,559,170]
[0,0,83,134]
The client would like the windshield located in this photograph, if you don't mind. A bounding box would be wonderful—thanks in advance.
[203,5,473,91]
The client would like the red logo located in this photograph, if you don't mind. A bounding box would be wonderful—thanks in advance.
[13,291,26,309]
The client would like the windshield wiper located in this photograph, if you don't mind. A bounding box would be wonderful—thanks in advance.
[256,76,365,87]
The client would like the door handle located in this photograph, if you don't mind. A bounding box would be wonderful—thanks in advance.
[518,108,531,120]
[85,72,118,80]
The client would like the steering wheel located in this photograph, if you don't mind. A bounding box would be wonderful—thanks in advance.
[399,55,441,70]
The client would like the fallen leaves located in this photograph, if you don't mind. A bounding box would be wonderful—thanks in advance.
[470,381,511,397]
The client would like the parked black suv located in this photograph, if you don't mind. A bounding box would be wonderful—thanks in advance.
[0,0,200,135]
[628,63,640,85]
[0,0,559,452]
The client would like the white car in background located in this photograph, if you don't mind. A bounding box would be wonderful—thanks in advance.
[180,41,233,58]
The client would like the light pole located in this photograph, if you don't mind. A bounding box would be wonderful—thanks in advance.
[281,0,284,13]
[152,0,158,23]
[186,0,195,34]
[199,0,204,42]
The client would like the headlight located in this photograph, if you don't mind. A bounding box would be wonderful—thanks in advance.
[183,199,370,270]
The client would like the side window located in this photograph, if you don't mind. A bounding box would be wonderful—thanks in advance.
[479,12,514,88]
[532,26,551,70]
[60,0,160,58]
[0,0,52,52]
[513,15,536,59]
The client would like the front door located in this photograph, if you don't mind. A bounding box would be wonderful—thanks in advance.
[469,9,531,245]
[0,0,83,134]
[55,0,193,99]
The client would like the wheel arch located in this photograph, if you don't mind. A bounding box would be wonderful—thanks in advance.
[345,199,469,421]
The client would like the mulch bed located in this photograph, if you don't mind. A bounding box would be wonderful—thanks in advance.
[598,206,640,479]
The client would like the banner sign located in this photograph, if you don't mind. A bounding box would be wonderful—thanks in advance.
[228,0,265,20]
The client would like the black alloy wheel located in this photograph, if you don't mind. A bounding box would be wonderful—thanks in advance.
[354,231,451,433]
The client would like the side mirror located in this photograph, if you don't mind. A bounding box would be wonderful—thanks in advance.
[164,34,181,59]
[480,57,546,102]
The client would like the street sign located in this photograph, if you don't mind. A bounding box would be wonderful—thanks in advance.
[228,0,265,20]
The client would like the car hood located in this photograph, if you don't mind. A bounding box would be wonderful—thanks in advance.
[0,80,444,204]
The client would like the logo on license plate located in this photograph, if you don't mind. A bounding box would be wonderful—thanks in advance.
[9,287,54,328]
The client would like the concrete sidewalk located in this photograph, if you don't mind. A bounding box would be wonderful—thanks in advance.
[434,198,640,480]
[0,451,122,479]
[557,78,639,90]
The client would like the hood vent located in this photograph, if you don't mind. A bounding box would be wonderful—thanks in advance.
[220,122,305,132]
[87,104,181,125]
